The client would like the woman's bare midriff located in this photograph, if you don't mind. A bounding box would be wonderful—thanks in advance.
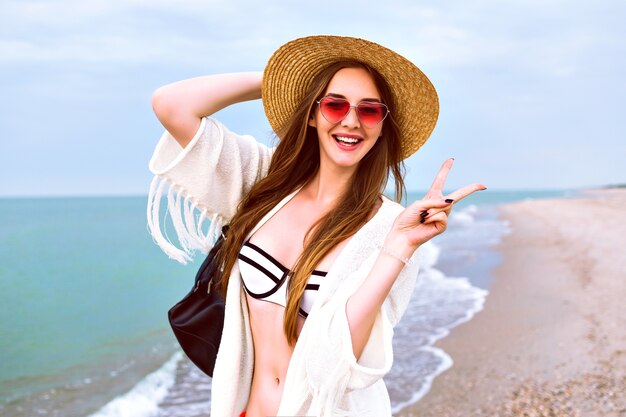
[243,295,306,417]
[241,189,382,416]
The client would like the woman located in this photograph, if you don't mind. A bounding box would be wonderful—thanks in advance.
[147,35,484,417]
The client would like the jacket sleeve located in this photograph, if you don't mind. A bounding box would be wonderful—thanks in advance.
[146,117,274,263]
[304,247,421,415]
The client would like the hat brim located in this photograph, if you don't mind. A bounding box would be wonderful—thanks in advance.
[262,35,439,159]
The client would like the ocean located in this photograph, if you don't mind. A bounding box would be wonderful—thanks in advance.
[0,190,574,416]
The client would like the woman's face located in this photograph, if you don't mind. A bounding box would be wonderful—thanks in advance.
[308,67,384,174]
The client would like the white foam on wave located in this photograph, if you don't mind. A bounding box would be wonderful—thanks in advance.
[387,206,494,413]
[444,204,511,249]
[87,351,182,417]
[417,240,440,270]
[448,204,478,228]
[392,266,489,414]
[390,346,453,415]
[410,264,488,358]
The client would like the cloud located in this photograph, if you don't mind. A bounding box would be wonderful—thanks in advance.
[1,0,225,24]
[1,0,625,194]
[2,0,621,81]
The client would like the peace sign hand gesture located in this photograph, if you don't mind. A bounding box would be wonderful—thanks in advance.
[387,159,486,253]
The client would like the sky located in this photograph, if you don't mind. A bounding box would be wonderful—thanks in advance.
[1,0,624,196]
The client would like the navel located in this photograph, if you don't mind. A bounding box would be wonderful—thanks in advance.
[275,377,280,385]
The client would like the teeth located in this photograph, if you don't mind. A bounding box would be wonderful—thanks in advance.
[335,136,360,144]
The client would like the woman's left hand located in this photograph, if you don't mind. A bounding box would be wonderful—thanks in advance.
[390,158,486,250]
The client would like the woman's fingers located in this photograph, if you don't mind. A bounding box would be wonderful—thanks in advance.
[396,176,486,247]
[444,183,487,203]
[409,193,454,208]
[419,183,487,222]
[426,158,454,198]
[421,211,449,234]
[395,198,452,231]
[408,199,453,220]
[421,211,448,226]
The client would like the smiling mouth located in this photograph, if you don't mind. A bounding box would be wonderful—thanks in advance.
[333,135,362,146]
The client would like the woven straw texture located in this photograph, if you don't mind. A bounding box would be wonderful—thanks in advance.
[262,35,439,159]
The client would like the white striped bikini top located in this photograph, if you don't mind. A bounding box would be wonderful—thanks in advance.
[237,240,327,318]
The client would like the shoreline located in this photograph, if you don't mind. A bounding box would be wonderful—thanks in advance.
[399,188,626,416]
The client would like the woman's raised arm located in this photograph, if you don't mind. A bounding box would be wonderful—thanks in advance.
[346,159,486,359]
[151,72,263,148]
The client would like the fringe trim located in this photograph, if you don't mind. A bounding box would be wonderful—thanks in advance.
[147,175,224,264]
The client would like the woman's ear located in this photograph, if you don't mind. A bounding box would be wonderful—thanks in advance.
[308,114,317,128]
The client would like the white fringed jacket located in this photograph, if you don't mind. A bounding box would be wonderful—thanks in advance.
[147,117,420,417]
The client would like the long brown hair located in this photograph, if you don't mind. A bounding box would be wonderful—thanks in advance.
[217,60,406,345]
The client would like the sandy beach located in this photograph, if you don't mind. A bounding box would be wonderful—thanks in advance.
[399,188,626,417]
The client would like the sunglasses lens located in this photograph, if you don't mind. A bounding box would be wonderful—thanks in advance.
[357,103,387,126]
[318,97,388,126]
[319,98,350,123]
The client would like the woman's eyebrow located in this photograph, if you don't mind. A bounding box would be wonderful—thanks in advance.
[325,92,383,103]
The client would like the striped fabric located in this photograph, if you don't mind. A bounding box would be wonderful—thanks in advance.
[238,240,326,318]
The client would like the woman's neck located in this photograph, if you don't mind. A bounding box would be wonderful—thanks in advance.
[301,163,354,208]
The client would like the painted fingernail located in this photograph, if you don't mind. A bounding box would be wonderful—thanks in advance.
[420,217,426,224]
[420,210,429,218]
[445,199,454,203]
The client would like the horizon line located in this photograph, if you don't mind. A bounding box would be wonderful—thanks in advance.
[1,185,622,199]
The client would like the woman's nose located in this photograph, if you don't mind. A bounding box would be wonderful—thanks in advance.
[341,106,361,128]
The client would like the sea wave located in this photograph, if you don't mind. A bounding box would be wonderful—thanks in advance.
[86,352,182,417]
[387,204,498,413]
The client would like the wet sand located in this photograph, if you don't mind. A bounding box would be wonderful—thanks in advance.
[399,188,626,417]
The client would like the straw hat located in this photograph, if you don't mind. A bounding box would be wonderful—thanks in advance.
[262,35,439,159]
